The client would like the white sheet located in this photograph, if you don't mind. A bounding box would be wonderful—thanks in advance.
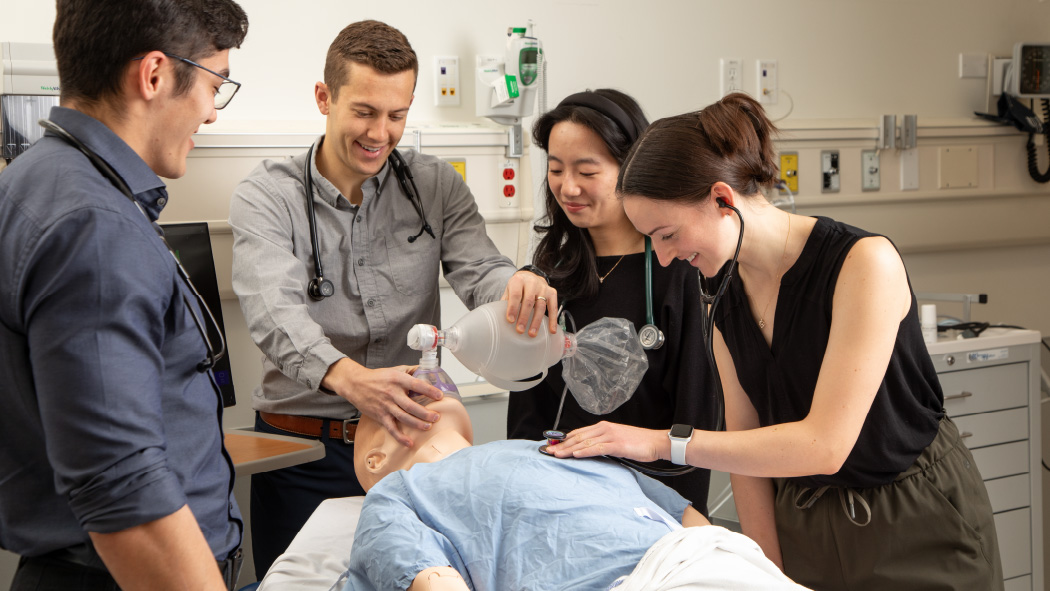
[257,496,365,591]
[610,526,812,591]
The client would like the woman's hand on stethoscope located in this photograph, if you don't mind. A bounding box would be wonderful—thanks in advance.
[550,421,665,463]
[502,271,559,337]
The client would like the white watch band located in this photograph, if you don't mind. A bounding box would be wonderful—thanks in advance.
[668,426,693,465]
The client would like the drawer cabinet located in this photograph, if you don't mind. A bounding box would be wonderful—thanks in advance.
[928,330,1042,590]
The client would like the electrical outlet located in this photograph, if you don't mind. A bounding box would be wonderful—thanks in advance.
[821,150,840,193]
[434,56,460,106]
[861,150,880,191]
[958,53,988,79]
[757,59,777,104]
[720,58,742,96]
[779,152,798,194]
[499,160,519,209]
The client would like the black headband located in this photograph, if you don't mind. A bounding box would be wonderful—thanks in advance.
[557,92,640,143]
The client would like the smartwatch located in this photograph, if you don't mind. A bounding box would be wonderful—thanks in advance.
[668,424,694,465]
[518,264,549,282]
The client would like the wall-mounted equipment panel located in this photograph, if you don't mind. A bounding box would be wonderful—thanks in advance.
[821,150,840,193]
[779,151,798,194]
[861,150,880,192]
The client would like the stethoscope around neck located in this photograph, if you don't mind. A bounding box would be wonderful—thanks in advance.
[638,235,664,350]
[37,118,226,375]
[302,142,435,301]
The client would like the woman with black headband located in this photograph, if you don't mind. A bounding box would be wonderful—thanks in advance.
[506,89,719,513]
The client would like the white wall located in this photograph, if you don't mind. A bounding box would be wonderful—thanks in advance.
[6,0,1050,125]
[3,0,1050,587]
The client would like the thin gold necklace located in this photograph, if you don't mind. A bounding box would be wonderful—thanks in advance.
[752,215,792,330]
[597,254,627,284]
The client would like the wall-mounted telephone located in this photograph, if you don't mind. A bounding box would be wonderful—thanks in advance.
[975,42,1050,183]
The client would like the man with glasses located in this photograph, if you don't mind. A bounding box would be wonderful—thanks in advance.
[0,1,248,590]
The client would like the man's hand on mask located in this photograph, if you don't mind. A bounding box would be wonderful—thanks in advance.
[321,358,444,447]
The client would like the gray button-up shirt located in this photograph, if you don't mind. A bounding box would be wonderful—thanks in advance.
[229,139,516,417]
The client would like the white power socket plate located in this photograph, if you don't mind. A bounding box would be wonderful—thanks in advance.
[757,59,777,104]
[720,58,742,96]
[434,56,460,107]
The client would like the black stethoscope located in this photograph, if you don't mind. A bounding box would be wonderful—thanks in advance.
[303,143,435,301]
[698,198,745,434]
[37,119,226,375]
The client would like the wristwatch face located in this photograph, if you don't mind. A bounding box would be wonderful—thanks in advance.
[669,423,693,439]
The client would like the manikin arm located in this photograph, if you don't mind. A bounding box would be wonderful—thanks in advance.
[410,567,469,591]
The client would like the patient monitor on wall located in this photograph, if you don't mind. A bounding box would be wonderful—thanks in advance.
[475,21,543,126]
[977,42,1050,183]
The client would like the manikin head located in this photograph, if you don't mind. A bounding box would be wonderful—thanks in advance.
[353,394,474,491]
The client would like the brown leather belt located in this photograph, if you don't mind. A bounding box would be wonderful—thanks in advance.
[259,412,358,444]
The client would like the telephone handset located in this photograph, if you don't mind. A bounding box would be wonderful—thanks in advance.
[974,42,1050,183]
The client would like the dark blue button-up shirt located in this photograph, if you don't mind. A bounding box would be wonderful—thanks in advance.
[0,107,241,558]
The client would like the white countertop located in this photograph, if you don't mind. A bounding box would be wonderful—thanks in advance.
[456,381,509,400]
[925,328,1042,356]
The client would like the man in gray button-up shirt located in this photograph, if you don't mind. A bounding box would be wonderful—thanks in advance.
[228,20,557,576]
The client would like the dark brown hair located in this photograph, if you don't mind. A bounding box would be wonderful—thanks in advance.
[54,0,248,106]
[324,20,418,100]
[617,92,779,205]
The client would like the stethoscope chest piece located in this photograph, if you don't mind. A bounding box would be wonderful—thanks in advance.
[638,323,665,350]
[538,430,565,456]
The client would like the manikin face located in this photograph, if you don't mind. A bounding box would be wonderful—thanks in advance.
[150,50,228,179]
[354,395,474,491]
[622,192,739,278]
[546,121,625,231]
[315,62,415,187]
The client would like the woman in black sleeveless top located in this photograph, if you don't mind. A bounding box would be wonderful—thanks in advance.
[550,93,1003,591]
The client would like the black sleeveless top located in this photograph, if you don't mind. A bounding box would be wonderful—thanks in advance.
[713,216,944,488]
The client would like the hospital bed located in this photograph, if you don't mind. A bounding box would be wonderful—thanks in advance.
[256,495,806,591]
[257,496,364,591]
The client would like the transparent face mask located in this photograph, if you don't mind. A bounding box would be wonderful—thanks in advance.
[561,316,649,415]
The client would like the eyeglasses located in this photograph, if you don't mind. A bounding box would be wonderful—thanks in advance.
[132,52,241,109]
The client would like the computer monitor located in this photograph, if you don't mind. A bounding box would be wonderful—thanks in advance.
[159,222,236,407]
